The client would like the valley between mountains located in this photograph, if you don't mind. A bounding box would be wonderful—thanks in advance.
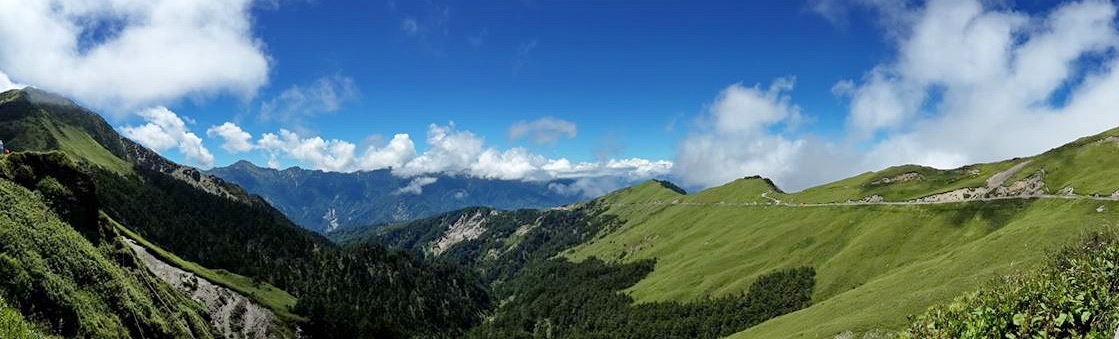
[6,87,1119,338]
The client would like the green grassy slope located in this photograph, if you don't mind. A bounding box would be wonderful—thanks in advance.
[775,160,1024,204]
[599,179,687,205]
[0,176,214,338]
[0,89,133,175]
[570,191,1115,338]
[1003,126,1119,196]
[564,127,1119,338]
[684,176,781,204]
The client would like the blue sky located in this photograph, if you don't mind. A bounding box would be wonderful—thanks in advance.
[212,0,885,162]
[3,0,1119,192]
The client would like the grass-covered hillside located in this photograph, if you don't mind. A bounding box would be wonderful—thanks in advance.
[557,126,1119,338]
[0,153,215,338]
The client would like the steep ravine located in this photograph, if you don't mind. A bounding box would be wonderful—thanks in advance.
[125,239,282,339]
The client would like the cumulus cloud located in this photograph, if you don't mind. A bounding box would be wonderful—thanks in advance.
[846,0,1119,170]
[395,177,438,195]
[0,0,270,113]
[676,0,1119,192]
[206,122,672,196]
[206,122,254,153]
[259,74,358,126]
[673,78,807,189]
[509,117,577,144]
[121,107,214,167]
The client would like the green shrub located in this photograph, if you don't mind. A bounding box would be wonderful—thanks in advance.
[904,232,1119,338]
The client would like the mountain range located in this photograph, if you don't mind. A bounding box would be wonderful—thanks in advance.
[207,161,587,233]
[4,87,1119,338]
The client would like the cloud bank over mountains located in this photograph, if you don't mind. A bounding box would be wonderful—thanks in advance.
[206,119,673,183]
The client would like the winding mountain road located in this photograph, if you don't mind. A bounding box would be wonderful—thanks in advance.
[604,191,1119,209]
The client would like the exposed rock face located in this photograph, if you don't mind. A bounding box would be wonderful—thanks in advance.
[322,209,340,233]
[126,239,280,339]
[125,140,244,201]
[915,170,1047,203]
[870,172,922,186]
[430,210,497,255]
[859,195,885,203]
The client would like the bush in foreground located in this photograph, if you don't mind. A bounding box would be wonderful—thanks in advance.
[904,232,1119,338]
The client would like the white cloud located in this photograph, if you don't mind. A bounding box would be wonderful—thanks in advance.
[0,0,270,113]
[395,176,438,195]
[0,71,25,91]
[676,0,1119,192]
[121,107,214,167]
[673,79,807,189]
[222,122,672,197]
[206,122,254,153]
[257,130,361,172]
[847,0,1119,171]
[509,117,578,144]
[259,74,358,125]
[359,134,418,170]
[710,77,802,134]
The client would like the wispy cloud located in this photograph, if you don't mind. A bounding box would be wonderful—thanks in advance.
[513,39,539,73]
[509,117,577,144]
[259,74,358,128]
[468,28,490,47]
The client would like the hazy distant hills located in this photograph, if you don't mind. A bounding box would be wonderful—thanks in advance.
[207,160,588,233]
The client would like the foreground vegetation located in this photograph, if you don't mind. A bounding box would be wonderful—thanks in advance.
[558,179,1119,338]
[0,153,214,338]
[904,232,1119,338]
[0,295,55,339]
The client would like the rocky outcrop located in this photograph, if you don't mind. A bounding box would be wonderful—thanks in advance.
[124,139,244,201]
[915,170,1047,203]
[430,210,497,255]
[870,172,922,186]
[126,239,280,339]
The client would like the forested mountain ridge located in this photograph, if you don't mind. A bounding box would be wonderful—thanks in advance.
[208,160,586,233]
[0,88,490,338]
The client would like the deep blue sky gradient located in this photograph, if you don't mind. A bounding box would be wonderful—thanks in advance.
[150,0,1060,167]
